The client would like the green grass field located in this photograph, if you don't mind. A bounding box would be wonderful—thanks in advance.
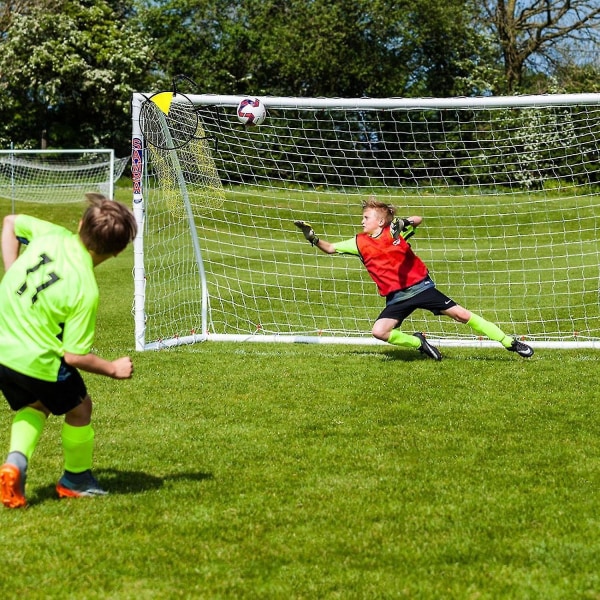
[0,185,599,598]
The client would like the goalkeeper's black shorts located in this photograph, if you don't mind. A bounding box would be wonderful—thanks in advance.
[376,287,457,325]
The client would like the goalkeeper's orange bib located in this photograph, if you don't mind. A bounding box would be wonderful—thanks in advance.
[356,229,429,297]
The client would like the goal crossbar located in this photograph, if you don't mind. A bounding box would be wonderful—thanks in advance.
[161,92,600,109]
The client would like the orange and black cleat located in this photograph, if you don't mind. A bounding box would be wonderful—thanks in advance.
[0,463,27,508]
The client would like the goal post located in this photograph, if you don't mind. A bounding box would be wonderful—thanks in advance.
[131,92,600,351]
[0,148,129,209]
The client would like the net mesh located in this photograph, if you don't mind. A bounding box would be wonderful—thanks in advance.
[0,150,128,203]
[135,94,600,348]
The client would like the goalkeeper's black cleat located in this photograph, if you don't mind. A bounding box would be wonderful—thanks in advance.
[507,338,534,358]
[413,332,442,361]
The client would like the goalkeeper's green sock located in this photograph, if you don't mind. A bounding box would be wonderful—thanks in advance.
[467,313,513,348]
[61,423,95,473]
[8,406,47,462]
[388,328,422,348]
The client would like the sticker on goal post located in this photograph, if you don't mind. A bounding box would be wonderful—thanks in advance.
[138,89,226,216]
[139,91,206,151]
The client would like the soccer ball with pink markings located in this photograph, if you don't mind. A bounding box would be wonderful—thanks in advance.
[237,97,267,126]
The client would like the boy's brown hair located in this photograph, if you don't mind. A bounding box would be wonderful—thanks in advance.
[362,196,396,225]
[79,193,137,255]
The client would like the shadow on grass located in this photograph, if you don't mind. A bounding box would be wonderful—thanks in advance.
[367,348,521,362]
[28,468,214,505]
[349,349,428,362]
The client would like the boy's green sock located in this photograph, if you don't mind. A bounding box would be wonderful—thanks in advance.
[467,312,513,348]
[61,423,95,473]
[388,328,421,348]
[8,406,47,462]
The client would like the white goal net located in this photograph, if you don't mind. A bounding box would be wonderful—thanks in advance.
[131,92,600,350]
[0,149,129,207]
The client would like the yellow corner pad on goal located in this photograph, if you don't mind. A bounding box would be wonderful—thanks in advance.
[151,92,174,115]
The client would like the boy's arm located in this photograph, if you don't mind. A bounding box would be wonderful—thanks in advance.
[313,238,337,254]
[63,352,133,379]
[1,215,21,271]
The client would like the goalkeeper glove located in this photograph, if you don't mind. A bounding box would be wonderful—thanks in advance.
[390,217,413,240]
[294,220,320,246]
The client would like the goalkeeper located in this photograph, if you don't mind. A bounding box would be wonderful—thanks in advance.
[294,197,533,361]
[0,194,137,508]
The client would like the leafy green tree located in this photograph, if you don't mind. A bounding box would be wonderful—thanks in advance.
[0,0,32,36]
[0,0,153,153]
[238,0,413,97]
[138,0,493,98]
[554,61,600,94]
[396,0,501,97]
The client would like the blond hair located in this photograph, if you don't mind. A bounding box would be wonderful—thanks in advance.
[361,196,396,225]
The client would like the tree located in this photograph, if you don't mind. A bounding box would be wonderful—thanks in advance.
[0,0,153,153]
[138,0,492,98]
[399,0,501,97]
[481,0,600,93]
[0,1,32,37]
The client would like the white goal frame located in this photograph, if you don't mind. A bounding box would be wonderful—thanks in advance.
[0,148,127,210]
[131,92,600,351]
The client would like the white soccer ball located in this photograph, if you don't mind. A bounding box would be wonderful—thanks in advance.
[237,97,267,126]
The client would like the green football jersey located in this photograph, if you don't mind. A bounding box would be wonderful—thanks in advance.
[0,215,98,381]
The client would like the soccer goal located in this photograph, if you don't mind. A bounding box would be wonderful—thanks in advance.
[131,92,600,350]
[0,149,129,209]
